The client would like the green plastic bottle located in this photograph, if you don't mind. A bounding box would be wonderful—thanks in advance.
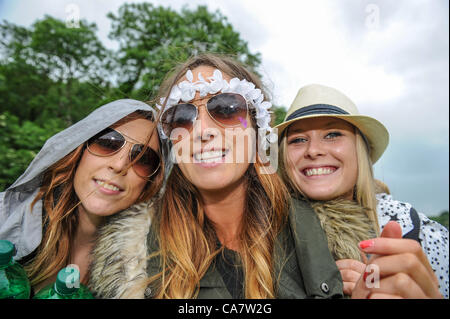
[0,240,31,299]
[33,266,94,299]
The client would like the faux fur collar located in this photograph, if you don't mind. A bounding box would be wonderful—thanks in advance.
[88,202,152,299]
[88,198,375,298]
[311,200,376,261]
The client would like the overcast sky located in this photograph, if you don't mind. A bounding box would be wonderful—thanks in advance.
[1,0,448,216]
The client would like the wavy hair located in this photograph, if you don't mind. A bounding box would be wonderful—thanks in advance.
[25,111,164,288]
[147,53,290,298]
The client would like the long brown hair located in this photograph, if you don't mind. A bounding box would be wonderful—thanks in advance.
[25,111,164,287]
[149,53,290,298]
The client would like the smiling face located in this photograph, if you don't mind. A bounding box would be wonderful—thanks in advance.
[285,117,358,201]
[73,117,159,219]
[173,65,255,193]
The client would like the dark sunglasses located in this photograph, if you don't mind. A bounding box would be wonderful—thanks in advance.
[87,128,161,179]
[160,92,249,138]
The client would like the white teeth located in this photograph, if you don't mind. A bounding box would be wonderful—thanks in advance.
[95,180,120,191]
[305,167,335,176]
[194,150,226,162]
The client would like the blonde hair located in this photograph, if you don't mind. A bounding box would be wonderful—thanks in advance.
[279,123,380,236]
[374,179,390,194]
[146,53,289,298]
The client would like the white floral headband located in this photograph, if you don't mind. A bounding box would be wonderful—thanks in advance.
[156,69,277,149]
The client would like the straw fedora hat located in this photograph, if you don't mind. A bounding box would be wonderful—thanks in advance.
[275,84,389,163]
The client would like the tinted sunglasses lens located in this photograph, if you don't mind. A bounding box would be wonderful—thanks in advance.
[161,103,197,137]
[88,129,125,156]
[207,93,247,126]
[130,145,160,177]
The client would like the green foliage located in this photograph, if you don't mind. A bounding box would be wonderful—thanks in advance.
[271,105,287,127]
[429,211,449,229]
[0,3,264,191]
[2,15,111,84]
[0,16,112,125]
[0,112,65,190]
[107,3,261,100]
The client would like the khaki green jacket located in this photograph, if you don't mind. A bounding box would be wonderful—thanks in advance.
[89,198,343,299]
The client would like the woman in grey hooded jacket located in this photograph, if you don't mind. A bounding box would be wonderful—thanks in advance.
[0,99,167,294]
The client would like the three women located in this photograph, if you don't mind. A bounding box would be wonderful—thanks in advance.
[2,53,446,299]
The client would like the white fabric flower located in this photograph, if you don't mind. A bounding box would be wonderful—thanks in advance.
[158,69,273,145]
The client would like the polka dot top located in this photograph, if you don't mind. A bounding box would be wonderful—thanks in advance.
[377,193,449,298]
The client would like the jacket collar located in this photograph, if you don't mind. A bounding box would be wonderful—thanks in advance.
[286,197,343,298]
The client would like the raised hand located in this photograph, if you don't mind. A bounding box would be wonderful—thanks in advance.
[352,221,442,299]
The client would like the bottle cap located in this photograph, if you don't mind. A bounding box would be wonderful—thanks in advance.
[55,267,80,295]
[0,240,15,265]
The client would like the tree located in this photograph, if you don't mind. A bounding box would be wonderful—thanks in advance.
[272,105,287,127]
[429,211,449,229]
[106,3,261,100]
[0,61,54,121]
[0,112,65,190]
[0,4,265,191]
[0,16,112,125]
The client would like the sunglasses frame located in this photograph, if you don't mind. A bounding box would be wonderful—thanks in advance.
[161,92,250,138]
[86,127,161,179]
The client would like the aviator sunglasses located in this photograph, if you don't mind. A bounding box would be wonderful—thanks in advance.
[161,92,249,138]
[87,128,161,179]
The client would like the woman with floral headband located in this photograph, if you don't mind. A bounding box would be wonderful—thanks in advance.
[276,84,448,298]
[88,53,346,299]
[0,99,165,295]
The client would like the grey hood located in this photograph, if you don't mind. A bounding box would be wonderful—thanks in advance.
[0,99,166,260]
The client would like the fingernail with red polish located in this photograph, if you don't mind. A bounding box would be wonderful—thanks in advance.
[359,240,375,250]
[363,271,369,282]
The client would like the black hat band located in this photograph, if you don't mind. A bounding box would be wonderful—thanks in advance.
[285,104,349,122]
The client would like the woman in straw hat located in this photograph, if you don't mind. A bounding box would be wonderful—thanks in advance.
[276,84,448,299]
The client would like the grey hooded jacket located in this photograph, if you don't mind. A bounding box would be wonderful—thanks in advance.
[0,99,162,261]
